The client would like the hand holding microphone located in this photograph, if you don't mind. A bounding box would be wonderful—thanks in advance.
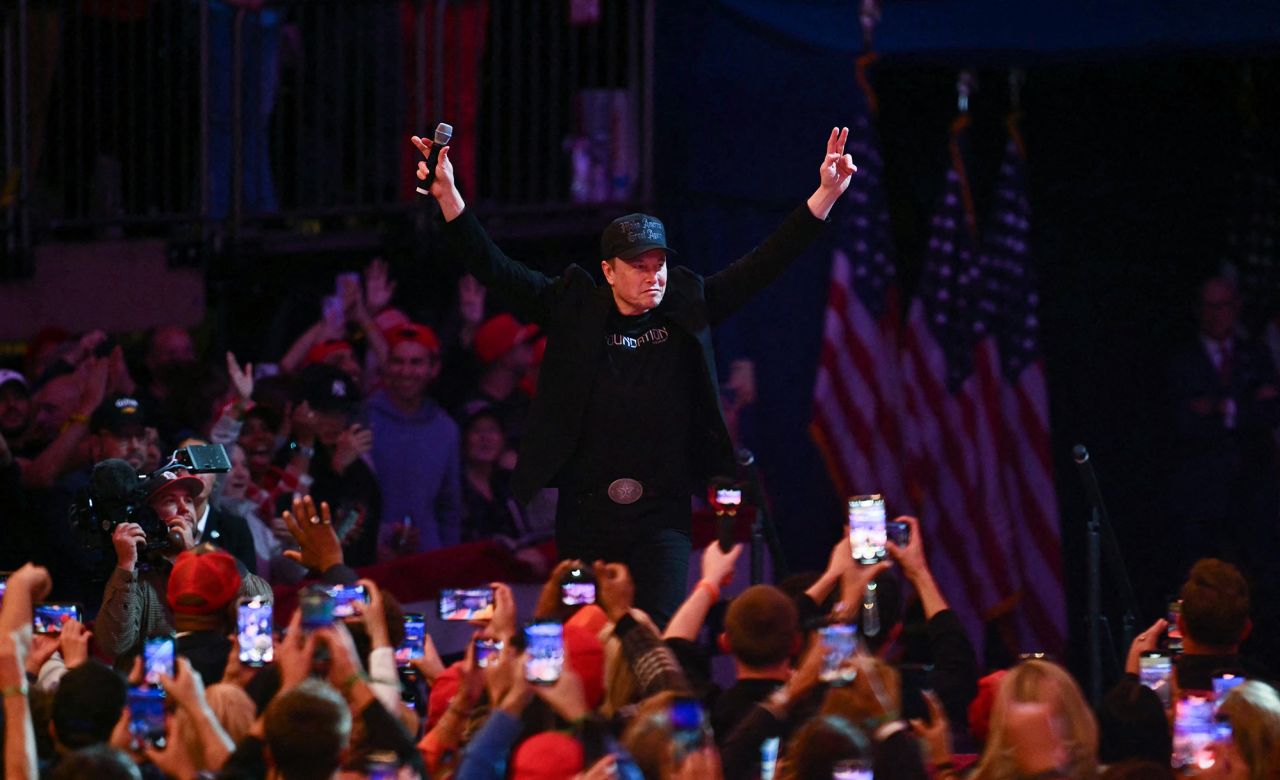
[412,122,453,196]
[411,123,467,221]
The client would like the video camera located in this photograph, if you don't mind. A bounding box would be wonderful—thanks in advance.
[70,443,231,555]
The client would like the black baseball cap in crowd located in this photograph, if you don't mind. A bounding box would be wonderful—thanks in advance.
[90,394,150,435]
[601,213,677,261]
[299,364,360,413]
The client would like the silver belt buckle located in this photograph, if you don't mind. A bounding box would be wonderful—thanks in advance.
[607,478,644,505]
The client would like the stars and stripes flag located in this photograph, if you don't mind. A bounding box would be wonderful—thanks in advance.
[899,115,1022,654]
[810,54,909,514]
[983,116,1066,655]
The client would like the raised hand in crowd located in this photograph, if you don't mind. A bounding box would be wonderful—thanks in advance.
[148,657,236,773]
[276,609,318,693]
[835,557,892,624]
[63,329,107,367]
[105,342,136,396]
[458,274,486,345]
[534,559,587,620]
[910,690,954,772]
[317,621,377,711]
[485,642,532,717]
[20,354,112,489]
[58,617,93,669]
[281,495,345,573]
[593,561,636,623]
[226,351,254,405]
[665,543,741,641]
[1124,616,1168,675]
[487,581,518,642]
[408,632,446,685]
[532,647,590,723]
[805,535,855,607]
[364,257,397,314]
[0,563,53,780]
[356,577,392,650]
[25,634,58,677]
[331,423,373,474]
[885,515,950,618]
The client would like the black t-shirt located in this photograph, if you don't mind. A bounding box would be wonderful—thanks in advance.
[558,308,698,497]
[712,678,783,745]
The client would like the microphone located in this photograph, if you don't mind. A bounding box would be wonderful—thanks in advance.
[416,122,453,195]
[91,458,142,502]
[1072,444,1109,522]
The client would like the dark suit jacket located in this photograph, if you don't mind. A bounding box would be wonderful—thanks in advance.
[1168,334,1280,475]
[441,205,828,502]
[201,506,257,573]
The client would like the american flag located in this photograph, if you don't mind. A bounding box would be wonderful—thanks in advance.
[983,117,1066,655]
[810,54,909,514]
[900,115,1022,653]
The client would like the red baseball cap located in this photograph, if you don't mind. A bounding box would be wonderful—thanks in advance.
[511,732,583,780]
[384,323,440,354]
[303,339,354,367]
[474,314,538,364]
[167,549,243,615]
[564,624,605,710]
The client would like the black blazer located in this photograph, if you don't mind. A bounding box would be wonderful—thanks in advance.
[441,205,828,502]
[201,506,258,573]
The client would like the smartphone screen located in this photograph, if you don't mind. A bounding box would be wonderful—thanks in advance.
[0,572,10,607]
[715,488,742,507]
[523,622,563,685]
[760,736,780,780]
[560,568,596,606]
[832,760,874,780]
[396,613,426,667]
[237,598,274,667]
[1138,652,1173,708]
[670,696,708,762]
[33,603,80,634]
[475,638,503,669]
[143,636,175,685]
[127,686,167,748]
[1167,600,1183,654]
[326,584,369,619]
[887,519,910,547]
[1173,694,1230,769]
[1213,673,1246,703]
[818,624,859,686]
[847,495,887,564]
[438,588,494,621]
[299,588,335,631]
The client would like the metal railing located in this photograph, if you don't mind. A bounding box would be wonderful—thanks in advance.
[0,0,653,265]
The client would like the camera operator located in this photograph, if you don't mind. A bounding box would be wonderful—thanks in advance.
[95,468,271,664]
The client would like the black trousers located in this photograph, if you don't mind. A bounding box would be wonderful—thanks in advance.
[555,493,692,629]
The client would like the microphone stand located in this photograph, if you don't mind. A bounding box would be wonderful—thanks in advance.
[1074,444,1141,709]
[736,448,788,584]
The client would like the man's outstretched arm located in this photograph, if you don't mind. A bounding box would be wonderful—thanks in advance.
[705,126,857,324]
[410,136,556,323]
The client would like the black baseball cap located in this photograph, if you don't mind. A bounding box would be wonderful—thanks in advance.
[600,213,676,261]
[90,395,150,435]
[299,364,359,413]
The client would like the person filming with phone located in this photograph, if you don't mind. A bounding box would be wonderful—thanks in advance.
[96,469,271,664]
[411,127,858,625]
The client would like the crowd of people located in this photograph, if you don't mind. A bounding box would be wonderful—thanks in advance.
[0,488,1276,779]
[0,258,586,605]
